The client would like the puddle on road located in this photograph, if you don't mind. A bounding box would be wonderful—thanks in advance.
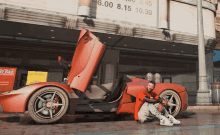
[175,111,197,119]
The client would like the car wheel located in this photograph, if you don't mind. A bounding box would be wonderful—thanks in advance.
[28,87,69,123]
[159,90,181,117]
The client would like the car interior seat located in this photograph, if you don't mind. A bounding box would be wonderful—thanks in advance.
[77,75,132,104]
[104,75,124,102]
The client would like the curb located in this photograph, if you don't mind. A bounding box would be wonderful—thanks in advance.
[187,106,220,111]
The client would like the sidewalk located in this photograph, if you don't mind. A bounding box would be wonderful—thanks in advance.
[187,106,220,111]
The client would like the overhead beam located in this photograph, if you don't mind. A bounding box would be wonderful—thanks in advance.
[120,50,198,60]
[120,58,196,70]
[120,54,197,64]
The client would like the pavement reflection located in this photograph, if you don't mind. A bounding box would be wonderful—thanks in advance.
[0,110,220,135]
[73,125,220,135]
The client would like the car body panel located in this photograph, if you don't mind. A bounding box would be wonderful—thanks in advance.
[66,28,106,92]
[117,102,135,114]
[0,29,188,122]
[116,86,135,114]
[178,90,188,111]
[116,79,187,114]
[0,82,74,113]
[127,81,186,98]
[126,79,149,97]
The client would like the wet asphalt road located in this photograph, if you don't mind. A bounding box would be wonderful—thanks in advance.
[0,110,220,135]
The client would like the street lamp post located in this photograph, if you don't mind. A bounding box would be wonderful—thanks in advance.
[196,0,212,105]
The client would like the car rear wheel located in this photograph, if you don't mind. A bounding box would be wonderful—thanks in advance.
[28,87,69,123]
[159,90,181,117]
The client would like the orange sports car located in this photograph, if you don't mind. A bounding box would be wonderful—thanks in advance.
[0,29,188,124]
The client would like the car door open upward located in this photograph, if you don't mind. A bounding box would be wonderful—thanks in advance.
[66,28,106,92]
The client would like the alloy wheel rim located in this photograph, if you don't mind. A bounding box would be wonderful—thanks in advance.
[33,91,66,119]
[160,92,180,115]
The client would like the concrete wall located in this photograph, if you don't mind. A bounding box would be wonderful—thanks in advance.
[90,0,216,37]
[0,0,216,38]
[161,72,197,105]
[47,69,63,83]
[15,68,28,89]
[195,52,214,89]
[0,0,79,15]
[100,49,120,84]
[213,68,220,82]
[169,1,215,38]
[206,52,214,89]
[160,72,197,90]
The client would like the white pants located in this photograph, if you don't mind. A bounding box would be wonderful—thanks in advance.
[138,102,162,123]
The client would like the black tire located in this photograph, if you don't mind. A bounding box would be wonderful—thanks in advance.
[159,90,181,117]
[28,87,69,123]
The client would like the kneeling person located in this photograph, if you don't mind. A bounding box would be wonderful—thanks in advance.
[134,81,180,126]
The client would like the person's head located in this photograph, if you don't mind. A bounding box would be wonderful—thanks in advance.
[147,80,156,92]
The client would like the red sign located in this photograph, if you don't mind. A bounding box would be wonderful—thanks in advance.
[0,67,17,93]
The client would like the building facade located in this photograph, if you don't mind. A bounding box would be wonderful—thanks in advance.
[0,0,218,105]
[213,2,220,86]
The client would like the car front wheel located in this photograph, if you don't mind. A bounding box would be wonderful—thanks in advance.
[28,87,69,123]
[159,90,181,117]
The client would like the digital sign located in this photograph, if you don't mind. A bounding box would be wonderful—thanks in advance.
[91,0,158,27]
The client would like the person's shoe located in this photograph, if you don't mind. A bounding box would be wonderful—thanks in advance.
[160,116,173,126]
[168,115,180,125]
[147,116,155,122]
[136,120,144,124]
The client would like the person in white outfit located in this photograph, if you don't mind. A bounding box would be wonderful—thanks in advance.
[135,81,180,126]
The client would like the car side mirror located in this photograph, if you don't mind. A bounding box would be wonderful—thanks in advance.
[58,56,70,69]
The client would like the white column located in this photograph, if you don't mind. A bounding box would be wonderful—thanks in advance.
[146,73,153,81]
[77,0,92,17]
[158,0,168,29]
[154,73,161,83]
[196,0,212,105]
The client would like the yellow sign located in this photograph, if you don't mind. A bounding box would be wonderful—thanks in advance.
[26,71,48,85]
